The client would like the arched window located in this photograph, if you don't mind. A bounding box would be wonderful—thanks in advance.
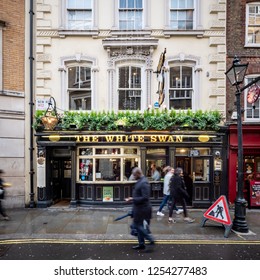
[68,65,92,110]
[118,65,142,110]
[169,65,193,110]
[60,54,98,111]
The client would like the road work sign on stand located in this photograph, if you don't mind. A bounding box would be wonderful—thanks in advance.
[201,195,232,238]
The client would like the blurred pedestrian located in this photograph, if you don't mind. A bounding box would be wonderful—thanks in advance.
[125,167,155,250]
[168,168,194,223]
[0,170,9,221]
[157,166,183,216]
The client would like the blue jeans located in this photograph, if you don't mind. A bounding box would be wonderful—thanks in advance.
[158,195,178,212]
[133,221,154,246]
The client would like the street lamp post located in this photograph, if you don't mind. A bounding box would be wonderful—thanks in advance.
[225,56,249,233]
[226,57,260,232]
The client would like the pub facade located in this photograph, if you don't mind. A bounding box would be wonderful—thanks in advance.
[36,127,228,208]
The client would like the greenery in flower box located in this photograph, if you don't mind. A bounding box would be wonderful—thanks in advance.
[33,109,222,132]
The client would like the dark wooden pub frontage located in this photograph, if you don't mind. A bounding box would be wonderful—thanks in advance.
[36,129,228,208]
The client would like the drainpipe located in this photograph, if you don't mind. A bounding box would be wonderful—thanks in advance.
[29,0,35,207]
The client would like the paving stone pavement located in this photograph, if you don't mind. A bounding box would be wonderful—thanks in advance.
[0,206,259,241]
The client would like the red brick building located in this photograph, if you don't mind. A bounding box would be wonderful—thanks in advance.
[226,0,260,207]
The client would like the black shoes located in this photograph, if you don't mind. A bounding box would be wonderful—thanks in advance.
[132,241,155,251]
[132,244,146,250]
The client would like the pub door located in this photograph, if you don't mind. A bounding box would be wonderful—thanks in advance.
[50,158,72,204]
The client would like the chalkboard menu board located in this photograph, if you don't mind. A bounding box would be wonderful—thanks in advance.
[250,181,260,207]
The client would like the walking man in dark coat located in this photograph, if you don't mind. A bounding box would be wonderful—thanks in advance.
[125,167,155,250]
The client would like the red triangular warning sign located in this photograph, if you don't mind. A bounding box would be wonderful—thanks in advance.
[203,195,232,225]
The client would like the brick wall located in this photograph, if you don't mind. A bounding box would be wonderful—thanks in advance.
[0,0,25,92]
[226,0,260,121]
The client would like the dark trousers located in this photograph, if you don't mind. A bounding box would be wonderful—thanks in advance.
[159,195,178,212]
[0,200,7,217]
[169,196,187,218]
[134,221,154,246]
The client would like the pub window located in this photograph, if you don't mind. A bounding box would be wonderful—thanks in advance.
[244,76,260,121]
[170,0,194,30]
[67,0,93,30]
[246,3,260,46]
[119,0,143,30]
[118,65,142,110]
[78,146,140,182]
[169,65,193,110]
[68,65,92,110]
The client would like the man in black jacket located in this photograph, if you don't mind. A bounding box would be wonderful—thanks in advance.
[125,167,155,250]
[168,168,195,223]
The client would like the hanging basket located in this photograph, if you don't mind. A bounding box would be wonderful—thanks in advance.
[41,97,59,130]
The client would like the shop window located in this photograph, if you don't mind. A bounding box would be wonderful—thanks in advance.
[169,65,193,110]
[78,146,140,182]
[96,158,121,181]
[118,66,142,110]
[68,66,92,110]
[119,0,143,30]
[244,76,260,121]
[79,159,93,181]
[245,3,260,46]
[170,0,194,30]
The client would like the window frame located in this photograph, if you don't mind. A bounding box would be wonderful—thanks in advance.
[245,2,260,47]
[67,64,92,111]
[164,0,203,36]
[118,0,144,30]
[115,61,146,111]
[60,55,98,111]
[59,0,98,35]
[168,63,195,111]
[117,65,142,111]
[77,146,141,182]
[169,0,195,30]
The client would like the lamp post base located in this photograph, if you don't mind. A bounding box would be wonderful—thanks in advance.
[232,197,249,233]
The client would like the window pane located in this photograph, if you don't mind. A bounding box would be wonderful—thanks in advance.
[68,0,91,9]
[130,67,141,88]
[68,11,92,29]
[119,67,129,88]
[79,159,93,181]
[170,67,180,87]
[68,66,79,88]
[120,0,127,8]
[128,0,134,8]
[187,0,194,8]
[193,159,210,182]
[179,0,186,9]
[80,67,91,88]
[96,148,121,155]
[124,158,139,180]
[118,90,141,110]
[136,0,142,9]
[69,91,91,110]
[171,0,178,9]
[95,158,121,181]
[79,148,93,155]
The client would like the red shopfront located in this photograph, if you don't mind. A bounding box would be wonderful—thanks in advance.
[229,124,260,206]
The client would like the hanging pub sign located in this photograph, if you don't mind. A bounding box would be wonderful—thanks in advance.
[250,180,260,207]
[247,84,260,104]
